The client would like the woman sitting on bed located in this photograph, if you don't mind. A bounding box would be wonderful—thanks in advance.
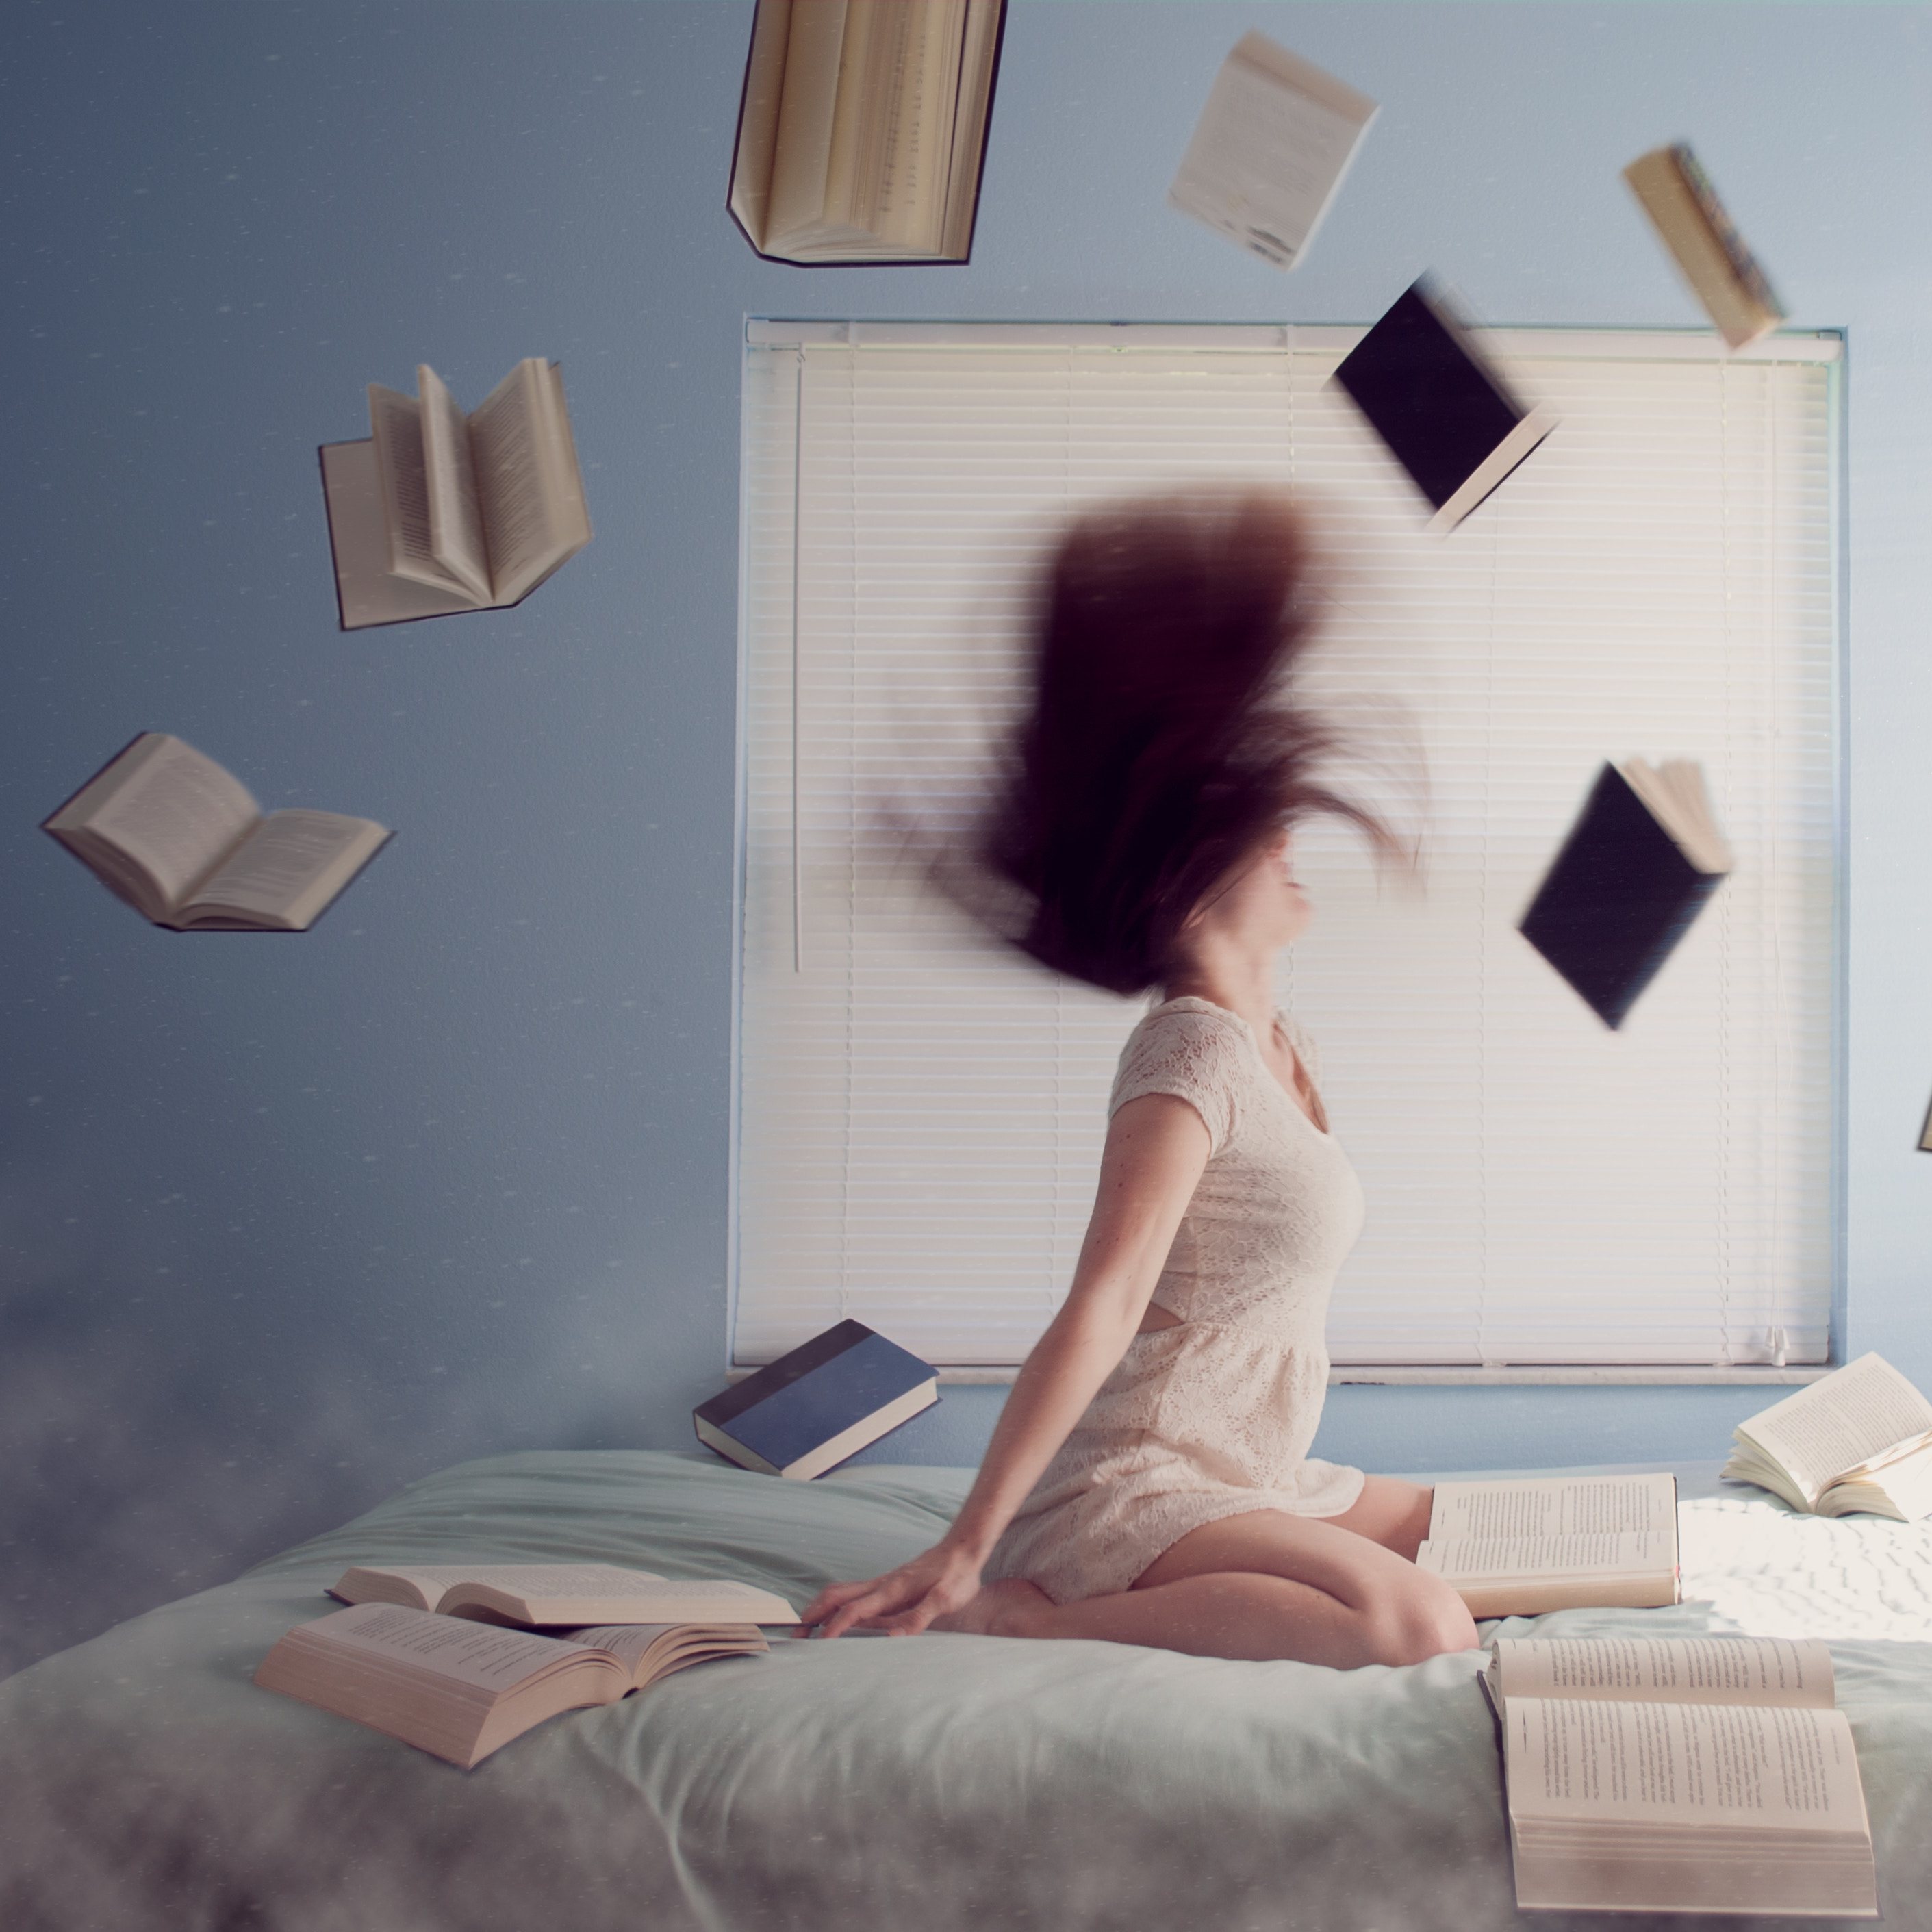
[800,488,1480,1669]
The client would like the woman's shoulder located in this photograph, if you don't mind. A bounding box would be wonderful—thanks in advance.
[1136,994,1249,1037]
[1111,999,1257,1139]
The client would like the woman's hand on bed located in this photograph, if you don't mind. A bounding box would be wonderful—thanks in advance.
[798,1540,986,1639]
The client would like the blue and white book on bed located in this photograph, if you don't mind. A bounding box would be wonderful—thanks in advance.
[694,1321,939,1479]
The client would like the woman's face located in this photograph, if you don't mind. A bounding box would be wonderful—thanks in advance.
[1190,829,1313,955]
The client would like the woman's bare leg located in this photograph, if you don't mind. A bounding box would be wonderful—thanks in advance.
[938,1499,1476,1668]
[1314,1474,1434,1560]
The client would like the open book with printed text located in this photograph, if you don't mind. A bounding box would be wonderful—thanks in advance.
[327,1562,798,1628]
[1486,1634,1876,1916]
[1723,1352,1932,1521]
[1417,1472,1680,1618]
[321,358,591,630]
[42,733,390,932]
[256,1602,767,1769]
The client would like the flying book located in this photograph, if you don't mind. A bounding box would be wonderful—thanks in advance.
[327,1562,798,1627]
[1416,1472,1680,1618]
[1518,759,1732,1030]
[42,733,391,933]
[695,1319,939,1479]
[1722,1352,1932,1522]
[728,0,1006,265]
[1332,279,1555,530]
[320,357,592,630]
[1485,1634,1875,1918]
[255,1603,767,1769]
[1167,31,1377,270]
[1625,144,1785,351]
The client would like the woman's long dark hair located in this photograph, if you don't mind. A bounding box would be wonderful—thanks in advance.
[980,488,1400,997]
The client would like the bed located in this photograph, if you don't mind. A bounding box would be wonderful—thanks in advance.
[2,1450,1929,1931]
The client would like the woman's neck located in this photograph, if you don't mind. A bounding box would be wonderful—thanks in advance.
[1164,948,1280,1040]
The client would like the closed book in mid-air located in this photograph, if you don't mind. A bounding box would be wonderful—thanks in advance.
[695,1321,939,1479]
[1332,278,1555,531]
[1518,759,1731,1030]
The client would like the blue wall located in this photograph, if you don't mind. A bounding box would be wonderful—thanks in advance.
[4,0,1929,1675]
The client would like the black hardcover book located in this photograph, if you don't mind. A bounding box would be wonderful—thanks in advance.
[694,1321,939,1480]
[1333,279,1555,530]
[1519,761,1732,1030]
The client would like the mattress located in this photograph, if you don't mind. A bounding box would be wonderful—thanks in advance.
[1,1449,1929,1931]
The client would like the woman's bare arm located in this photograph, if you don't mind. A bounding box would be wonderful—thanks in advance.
[800,1091,1210,1636]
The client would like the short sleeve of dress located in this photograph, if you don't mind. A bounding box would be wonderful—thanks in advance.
[1108,1004,1249,1157]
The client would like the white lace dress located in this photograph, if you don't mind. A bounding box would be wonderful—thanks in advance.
[983,996,1367,1604]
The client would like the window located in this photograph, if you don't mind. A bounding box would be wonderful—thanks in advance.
[735,322,1839,1372]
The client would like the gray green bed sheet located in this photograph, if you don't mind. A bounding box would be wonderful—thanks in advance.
[2,1449,1929,1931]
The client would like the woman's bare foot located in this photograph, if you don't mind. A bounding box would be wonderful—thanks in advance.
[929,1577,1051,1637]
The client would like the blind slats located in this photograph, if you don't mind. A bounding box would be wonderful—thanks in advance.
[735,328,1837,1369]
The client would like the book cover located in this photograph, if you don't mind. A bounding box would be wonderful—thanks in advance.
[695,1320,939,1479]
[1519,764,1728,1030]
[1167,31,1377,271]
[1332,279,1555,531]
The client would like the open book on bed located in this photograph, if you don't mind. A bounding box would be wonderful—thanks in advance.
[327,1562,798,1628]
[1417,1473,1679,1618]
[1484,1634,1876,1917]
[257,1603,767,1769]
[1723,1352,1932,1521]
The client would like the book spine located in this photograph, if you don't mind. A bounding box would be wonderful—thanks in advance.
[1666,145,1785,325]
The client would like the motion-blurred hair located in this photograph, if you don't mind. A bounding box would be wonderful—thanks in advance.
[977,487,1403,996]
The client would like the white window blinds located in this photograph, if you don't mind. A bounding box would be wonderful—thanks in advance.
[735,322,1838,1370]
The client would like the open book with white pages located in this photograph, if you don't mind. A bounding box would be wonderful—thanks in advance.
[1723,1352,1932,1521]
[1417,1473,1679,1618]
[256,1603,767,1769]
[1483,1634,1876,1917]
[321,358,591,629]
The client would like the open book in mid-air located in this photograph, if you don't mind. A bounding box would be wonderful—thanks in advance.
[728,0,1006,264]
[321,358,592,630]
[1723,1351,1932,1521]
[327,1562,798,1628]
[42,733,391,932]
[1416,1472,1680,1618]
[1486,1634,1875,1918]
[255,1603,767,1769]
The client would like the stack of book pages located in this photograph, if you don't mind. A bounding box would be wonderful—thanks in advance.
[1488,1635,1876,1917]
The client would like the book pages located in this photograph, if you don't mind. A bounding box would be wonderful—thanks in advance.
[468,360,567,605]
[418,363,492,603]
[299,1604,605,1694]
[1429,1473,1677,1542]
[1493,1636,1834,1711]
[76,735,261,911]
[1507,1697,1869,1833]
[186,811,389,931]
[1168,31,1377,269]
[870,0,963,251]
[367,385,474,596]
[939,0,1002,258]
[1421,1528,1677,1581]
[765,0,850,244]
[1736,1354,1932,1507]
[348,1563,671,1605]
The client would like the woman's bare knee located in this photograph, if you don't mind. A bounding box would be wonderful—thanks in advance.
[1360,1581,1480,1666]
